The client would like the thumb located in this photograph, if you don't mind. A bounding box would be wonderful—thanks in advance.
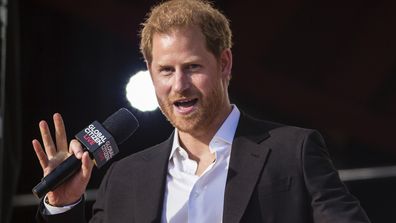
[69,139,84,159]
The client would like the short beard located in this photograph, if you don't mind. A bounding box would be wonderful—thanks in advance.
[158,81,227,135]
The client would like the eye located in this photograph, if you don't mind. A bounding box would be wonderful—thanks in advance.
[159,66,174,75]
[186,64,201,71]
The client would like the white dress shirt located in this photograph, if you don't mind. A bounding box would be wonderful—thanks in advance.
[161,106,240,223]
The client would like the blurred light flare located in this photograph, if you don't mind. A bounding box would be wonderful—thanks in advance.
[126,70,158,112]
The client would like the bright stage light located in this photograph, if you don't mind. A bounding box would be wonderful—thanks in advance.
[126,70,158,112]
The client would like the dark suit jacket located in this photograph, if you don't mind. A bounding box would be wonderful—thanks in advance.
[37,113,370,223]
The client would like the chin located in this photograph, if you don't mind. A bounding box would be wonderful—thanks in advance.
[170,115,201,133]
[159,96,223,133]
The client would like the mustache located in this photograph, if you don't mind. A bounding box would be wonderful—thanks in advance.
[168,91,200,102]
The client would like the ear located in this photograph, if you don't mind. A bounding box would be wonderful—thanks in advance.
[220,49,233,81]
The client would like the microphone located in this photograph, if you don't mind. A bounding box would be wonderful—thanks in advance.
[32,108,139,199]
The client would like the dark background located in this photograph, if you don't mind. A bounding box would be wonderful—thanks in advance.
[2,0,396,222]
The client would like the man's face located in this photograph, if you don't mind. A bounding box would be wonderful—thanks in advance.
[148,26,232,134]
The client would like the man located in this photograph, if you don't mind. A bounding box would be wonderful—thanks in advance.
[34,0,371,222]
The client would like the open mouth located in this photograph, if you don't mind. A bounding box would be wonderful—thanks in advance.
[174,98,198,108]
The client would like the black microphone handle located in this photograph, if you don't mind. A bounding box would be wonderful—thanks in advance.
[32,154,83,199]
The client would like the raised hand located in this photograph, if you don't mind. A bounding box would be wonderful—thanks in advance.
[32,113,94,206]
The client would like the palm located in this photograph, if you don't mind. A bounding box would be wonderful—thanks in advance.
[33,113,93,206]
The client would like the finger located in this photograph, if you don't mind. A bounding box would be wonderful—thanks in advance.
[69,139,84,159]
[32,139,49,169]
[39,120,57,158]
[53,113,68,153]
[81,151,94,180]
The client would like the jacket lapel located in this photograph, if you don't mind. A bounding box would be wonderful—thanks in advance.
[134,133,174,223]
[132,114,273,223]
[223,114,272,223]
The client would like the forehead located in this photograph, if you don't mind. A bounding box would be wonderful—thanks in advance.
[151,26,214,62]
[152,26,205,47]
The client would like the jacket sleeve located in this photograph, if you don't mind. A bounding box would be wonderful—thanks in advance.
[302,130,371,223]
[35,197,86,223]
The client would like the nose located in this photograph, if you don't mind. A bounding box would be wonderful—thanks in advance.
[173,70,190,93]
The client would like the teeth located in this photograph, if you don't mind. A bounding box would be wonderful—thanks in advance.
[174,99,197,107]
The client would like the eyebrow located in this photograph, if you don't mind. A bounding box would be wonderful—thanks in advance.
[157,64,173,69]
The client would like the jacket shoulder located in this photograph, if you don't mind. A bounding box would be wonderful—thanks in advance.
[239,112,318,141]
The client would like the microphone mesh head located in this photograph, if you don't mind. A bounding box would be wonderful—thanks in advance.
[102,108,139,144]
